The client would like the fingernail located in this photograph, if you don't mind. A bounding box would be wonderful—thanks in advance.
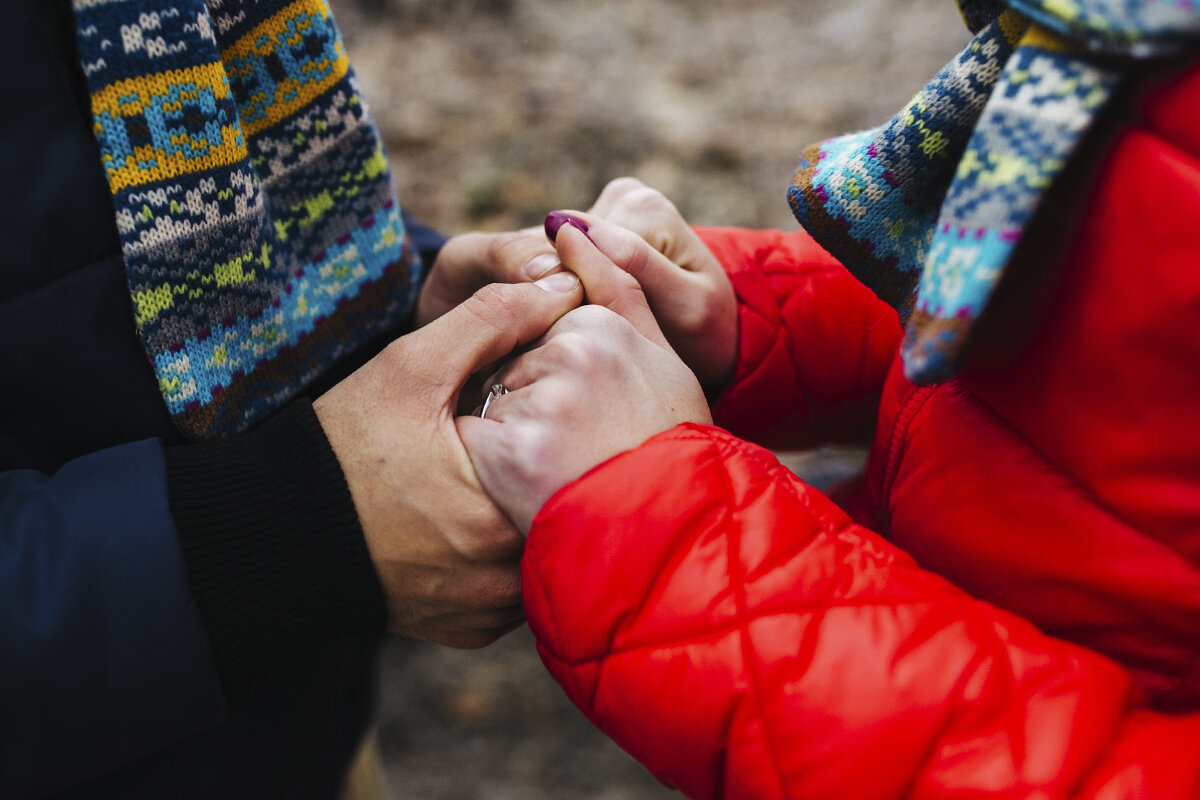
[521,253,561,281]
[544,211,594,244]
[533,271,580,293]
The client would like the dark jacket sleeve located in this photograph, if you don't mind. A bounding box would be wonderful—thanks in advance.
[0,1,403,796]
[0,402,386,797]
[0,439,223,796]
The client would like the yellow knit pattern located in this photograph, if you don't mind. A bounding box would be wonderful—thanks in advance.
[92,62,247,192]
[222,0,350,136]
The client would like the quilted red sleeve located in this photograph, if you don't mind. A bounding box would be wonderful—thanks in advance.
[523,424,1200,800]
[693,226,902,449]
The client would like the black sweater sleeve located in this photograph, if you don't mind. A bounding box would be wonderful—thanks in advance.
[164,400,386,696]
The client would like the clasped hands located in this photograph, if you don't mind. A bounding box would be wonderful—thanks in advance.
[314,179,735,648]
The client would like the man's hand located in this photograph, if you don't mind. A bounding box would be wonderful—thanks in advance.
[416,227,564,328]
[459,223,711,533]
[314,271,583,647]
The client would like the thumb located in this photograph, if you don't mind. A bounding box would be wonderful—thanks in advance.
[410,272,583,385]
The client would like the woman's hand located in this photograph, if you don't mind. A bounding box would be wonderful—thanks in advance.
[458,223,711,533]
[577,177,738,390]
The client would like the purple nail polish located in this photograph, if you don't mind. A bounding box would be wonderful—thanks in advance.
[544,211,594,244]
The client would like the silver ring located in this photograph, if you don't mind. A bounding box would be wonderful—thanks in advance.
[479,383,509,420]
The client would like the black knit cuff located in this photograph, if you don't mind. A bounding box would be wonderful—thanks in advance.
[164,400,386,696]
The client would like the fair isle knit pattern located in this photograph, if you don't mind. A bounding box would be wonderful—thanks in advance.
[73,0,421,438]
[789,11,1030,320]
[789,0,1199,384]
[903,23,1118,378]
[1011,0,1200,56]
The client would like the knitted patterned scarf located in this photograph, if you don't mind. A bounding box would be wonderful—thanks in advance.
[790,0,1200,384]
[72,0,421,439]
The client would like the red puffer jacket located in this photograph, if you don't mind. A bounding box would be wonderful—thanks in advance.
[520,64,1200,797]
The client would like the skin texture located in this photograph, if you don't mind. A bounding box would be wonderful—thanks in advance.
[313,273,583,647]
[411,177,731,534]
[420,178,738,391]
[458,224,712,533]
[416,225,561,328]
[581,177,738,390]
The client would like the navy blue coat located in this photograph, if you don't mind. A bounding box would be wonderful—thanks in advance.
[0,2,443,795]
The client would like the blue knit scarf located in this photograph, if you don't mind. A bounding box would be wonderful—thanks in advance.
[72,0,422,438]
[790,0,1200,384]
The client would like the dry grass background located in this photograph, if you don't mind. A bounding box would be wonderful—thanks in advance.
[325,0,969,796]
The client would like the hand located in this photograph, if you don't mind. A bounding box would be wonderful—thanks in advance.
[459,223,711,533]
[418,178,737,390]
[314,271,583,647]
[416,227,564,327]
[581,177,738,389]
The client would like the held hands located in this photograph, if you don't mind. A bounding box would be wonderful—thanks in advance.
[404,177,731,537]
[417,177,738,391]
[323,180,729,642]
[583,177,737,389]
[314,272,583,647]
[458,223,712,534]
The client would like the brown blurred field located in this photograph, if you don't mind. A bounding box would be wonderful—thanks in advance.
[327,0,969,796]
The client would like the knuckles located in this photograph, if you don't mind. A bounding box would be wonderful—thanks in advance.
[460,283,523,342]
[622,186,677,219]
[558,303,631,335]
[524,378,586,423]
[598,178,683,246]
[500,417,559,472]
[600,176,648,198]
[547,311,633,372]
[600,177,674,217]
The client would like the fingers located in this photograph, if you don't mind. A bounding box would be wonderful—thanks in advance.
[553,222,673,351]
[478,306,639,398]
[405,271,583,386]
[585,177,697,267]
[586,176,651,218]
[457,413,539,532]
[490,226,563,282]
[553,210,709,309]
[439,227,561,285]
[458,297,712,535]
[548,197,737,389]
[417,228,562,327]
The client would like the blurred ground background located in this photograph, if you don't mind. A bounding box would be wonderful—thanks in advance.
[327,0,969,797]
